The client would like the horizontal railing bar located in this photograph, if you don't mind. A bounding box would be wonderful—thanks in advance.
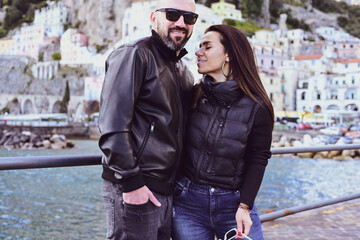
[260,192,360,222]
[271,144,360,155]
[0,144,360,171]
[0,154,101,170]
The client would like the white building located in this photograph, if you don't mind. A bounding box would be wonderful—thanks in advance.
[253,29,277,46]
[259,72,284,111]
[332,58,360,74]
[60,28,94,64]
[14,25,45,59]
[294,54,329,74]
[211,0,242,22]
[277,60,311,111]
[296,72,360,122]
[287,29,304,57]
[315,27,357,42]
[34,1,68,37]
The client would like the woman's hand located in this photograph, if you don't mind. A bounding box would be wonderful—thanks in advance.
[235,204,252,239]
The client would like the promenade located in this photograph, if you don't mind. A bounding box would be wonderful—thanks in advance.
[262,198,360,239]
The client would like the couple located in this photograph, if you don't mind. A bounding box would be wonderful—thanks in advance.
[98,0,274,239]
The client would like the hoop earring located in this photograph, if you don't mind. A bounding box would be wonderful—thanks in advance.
[222,61,233,78]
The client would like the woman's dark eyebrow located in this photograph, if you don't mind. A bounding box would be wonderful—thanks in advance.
[199,41,211,48]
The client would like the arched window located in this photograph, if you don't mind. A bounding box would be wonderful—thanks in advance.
[301,92,306,100]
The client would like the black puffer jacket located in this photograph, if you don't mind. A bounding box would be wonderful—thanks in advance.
[183,76,272,208]
[99,31,194,195]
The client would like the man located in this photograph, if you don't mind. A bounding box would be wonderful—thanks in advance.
[98,0,197,239]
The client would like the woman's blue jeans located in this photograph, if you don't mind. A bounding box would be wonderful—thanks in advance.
[172,177,264,240]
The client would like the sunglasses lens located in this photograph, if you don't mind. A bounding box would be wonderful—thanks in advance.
[163,9,198,25]
[224,229,237,240]
[184,14,197,25]
[166,11,181,22]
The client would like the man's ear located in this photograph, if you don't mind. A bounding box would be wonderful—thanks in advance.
[150,12,156,27]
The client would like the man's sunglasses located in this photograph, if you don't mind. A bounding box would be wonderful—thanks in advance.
[155,8,198,25]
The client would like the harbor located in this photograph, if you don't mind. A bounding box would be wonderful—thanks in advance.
[1,139,360,239]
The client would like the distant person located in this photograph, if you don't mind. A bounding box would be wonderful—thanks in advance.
[98,0,197,239]
[172,25,274,240]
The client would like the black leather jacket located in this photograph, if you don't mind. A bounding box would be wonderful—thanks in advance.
[99,31,194,195]
[183,76,272,208]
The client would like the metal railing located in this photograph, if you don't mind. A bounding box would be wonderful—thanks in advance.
[1,144,360,222]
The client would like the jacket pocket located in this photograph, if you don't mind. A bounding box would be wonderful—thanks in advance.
[135,119,157,161]
[206,118,225,173]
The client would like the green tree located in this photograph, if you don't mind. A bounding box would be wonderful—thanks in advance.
[14,0,29,14]
[38,52,44,62]
[60,81,70,113]
[243,0,264,18]
[0,27,7,38]
[4,6,22,29]
[51,52,61,61]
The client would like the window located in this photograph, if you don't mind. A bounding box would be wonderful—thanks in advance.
[270,79,273,85]
[302,82,308,89]
[271,60,274,66]
[271,49,274,55]
[301,92,306,100]
[345,64,348,69]
[352,77,355,84]
[335,81,338,85]
[270,93,273,101]
[261,59,264,65]
[317,93,321,100]
[261,48,264,54]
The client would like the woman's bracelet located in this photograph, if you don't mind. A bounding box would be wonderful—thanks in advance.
[238,204,251,213]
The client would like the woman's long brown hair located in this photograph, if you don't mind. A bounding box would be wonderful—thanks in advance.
[193,24,274,126]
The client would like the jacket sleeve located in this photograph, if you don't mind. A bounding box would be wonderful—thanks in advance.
[239,104,273,209]
[98,46,147,192]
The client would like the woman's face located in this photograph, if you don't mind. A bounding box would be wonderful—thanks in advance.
[195,31,229,82]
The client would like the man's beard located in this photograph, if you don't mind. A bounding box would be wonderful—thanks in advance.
[160,27,191,51]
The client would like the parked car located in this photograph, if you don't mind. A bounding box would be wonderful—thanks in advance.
[297,122,312,130]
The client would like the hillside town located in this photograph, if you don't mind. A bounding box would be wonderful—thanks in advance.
[0,0,360,129]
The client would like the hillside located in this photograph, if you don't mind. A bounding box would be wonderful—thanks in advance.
[1,0,360,45]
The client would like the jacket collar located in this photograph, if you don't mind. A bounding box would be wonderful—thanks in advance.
[201,75,245,106]
[150,30,188,61]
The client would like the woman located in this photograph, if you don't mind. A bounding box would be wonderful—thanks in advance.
[172,25,274,240]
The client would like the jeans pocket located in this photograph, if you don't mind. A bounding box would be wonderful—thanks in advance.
[173,183,186,199]
[103,197,115,239]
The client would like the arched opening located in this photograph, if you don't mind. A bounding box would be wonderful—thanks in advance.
[23,99,34,114]
[345,104,358,111]
[52,101,62,113]
[326,105,340,111]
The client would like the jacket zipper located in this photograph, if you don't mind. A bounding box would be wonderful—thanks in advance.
[135,119,156,161]
[170,61,184,183]
[206,118,224,173]
[195,105,220,181]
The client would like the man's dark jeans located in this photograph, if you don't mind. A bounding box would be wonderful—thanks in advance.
[102,180,173,240]
[172,177,264,240]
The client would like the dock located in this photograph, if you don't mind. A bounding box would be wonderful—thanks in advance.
[262,198,360,239]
